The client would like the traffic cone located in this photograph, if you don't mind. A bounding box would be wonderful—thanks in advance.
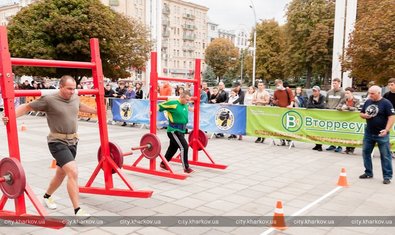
[20,122,27,131]
[271,200,288,230]
[49,160,57,169]
[337,167,349,187]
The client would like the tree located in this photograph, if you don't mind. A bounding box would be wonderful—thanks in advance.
[202,65,216,86]
[7,0,151,80]
[204,38,239,82]
[343,0,395,85]
[255,19,286,82]
[285,0,335,88]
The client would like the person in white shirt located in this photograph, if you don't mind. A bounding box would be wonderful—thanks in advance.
[244,86,255,106]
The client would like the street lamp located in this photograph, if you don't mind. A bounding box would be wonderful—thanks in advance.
[249,1,257,87]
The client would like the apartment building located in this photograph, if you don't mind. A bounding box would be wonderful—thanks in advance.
[162,0,208,78]
[101,0,146,23]
[0,0,36,26]
[0,0,209,79]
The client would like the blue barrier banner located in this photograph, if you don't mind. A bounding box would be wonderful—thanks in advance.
[112,99,190,127]
[112,99,150,124]
[111,100,246,134]
[200,103,246,135]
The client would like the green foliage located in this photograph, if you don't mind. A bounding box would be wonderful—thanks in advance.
[343,0,395,85]
[255,19,286,82]
[7,0,151,80]
[202,65,217,86]
[204,38,239,80]
[284,0,335,88]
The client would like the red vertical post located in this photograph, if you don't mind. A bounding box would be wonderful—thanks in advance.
[193,59,201,161]
[90,38,113,188]
[0,26,27,213]
[150,52,158,135]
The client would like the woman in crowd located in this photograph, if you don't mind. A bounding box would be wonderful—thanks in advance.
[244,86,255,106]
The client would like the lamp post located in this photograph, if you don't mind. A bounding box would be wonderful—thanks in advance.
[249,1,257,87]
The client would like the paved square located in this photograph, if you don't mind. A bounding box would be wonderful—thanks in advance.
[0,115,394,235]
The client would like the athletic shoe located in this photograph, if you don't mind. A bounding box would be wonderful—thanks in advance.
[75,208,91,220]
[326,146,336,151]
[383,179,391,184]
[43,197,57,210]
[334,146,343,153]
[159,162,169,171]
[184,168,194,174]
[255,137,262,143]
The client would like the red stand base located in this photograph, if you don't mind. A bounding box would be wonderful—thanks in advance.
[123,154,188,180]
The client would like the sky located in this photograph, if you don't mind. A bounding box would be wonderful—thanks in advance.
[188,0,292,30]
[1,0,292,30]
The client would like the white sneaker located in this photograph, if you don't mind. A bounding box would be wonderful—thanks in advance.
[43,197,57,210]
[75,208,91,220]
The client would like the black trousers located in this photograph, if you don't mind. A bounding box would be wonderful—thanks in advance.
[164,131,189,170]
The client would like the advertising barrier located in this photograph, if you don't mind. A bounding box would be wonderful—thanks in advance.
[111,99,395,149]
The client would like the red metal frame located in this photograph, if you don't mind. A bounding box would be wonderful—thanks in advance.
[123,52,227,177]
[122,52,188,180]
[0,26,152,229]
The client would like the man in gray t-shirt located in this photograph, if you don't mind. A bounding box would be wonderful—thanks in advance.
[2,75,96,217]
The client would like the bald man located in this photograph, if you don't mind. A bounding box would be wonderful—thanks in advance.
[360,85,395,184]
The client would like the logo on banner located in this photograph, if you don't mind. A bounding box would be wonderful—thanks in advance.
[120,102,132,120]
[282,110,303,132]
[215,108,235,130]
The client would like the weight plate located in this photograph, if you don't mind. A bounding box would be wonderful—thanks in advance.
[97,142,123,174]
[188,129,208,151]
[140,133,161,159]
[0,158,26,199]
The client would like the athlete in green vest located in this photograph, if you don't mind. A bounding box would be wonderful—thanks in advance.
[158,91,194,173]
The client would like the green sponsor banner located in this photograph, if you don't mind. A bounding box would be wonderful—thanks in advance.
[246,106,395,149]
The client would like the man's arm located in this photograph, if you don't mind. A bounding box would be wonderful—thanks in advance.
[2,103,33,124]
[79,103,97,114]
[380,115,395,137]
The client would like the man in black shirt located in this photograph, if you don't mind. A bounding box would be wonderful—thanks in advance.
[360,85,395,184]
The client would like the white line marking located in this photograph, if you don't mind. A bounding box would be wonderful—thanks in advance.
[260,186,343,235]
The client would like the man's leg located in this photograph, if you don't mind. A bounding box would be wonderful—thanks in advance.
[171,132,190,170]
[362,134,375,177]
[377,135,393,181]
[164,132,179,162]
[61,161,80,209]
[45,166,66,195]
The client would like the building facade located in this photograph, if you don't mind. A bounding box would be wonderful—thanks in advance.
[101,0,146,23]
[162,0,208,78]
[0,0,37,26]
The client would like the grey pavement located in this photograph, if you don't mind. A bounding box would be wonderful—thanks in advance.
[0,115,394,235]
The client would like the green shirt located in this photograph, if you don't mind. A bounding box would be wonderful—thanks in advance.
[159,99,189,133]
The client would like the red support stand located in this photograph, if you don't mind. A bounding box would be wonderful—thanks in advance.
[122,52,188,180]
[0,26,65,229]
[0,26,152,229]
[125,52,227,176]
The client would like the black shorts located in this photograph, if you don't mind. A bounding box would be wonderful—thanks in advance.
[48,142,77,167]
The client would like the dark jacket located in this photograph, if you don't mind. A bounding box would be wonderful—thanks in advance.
[135,89,143,99]
[215,90,228,103]
[233,89,245,105]
[307,94,326,109]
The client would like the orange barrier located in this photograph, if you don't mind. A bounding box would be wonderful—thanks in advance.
[78,96,97,119]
